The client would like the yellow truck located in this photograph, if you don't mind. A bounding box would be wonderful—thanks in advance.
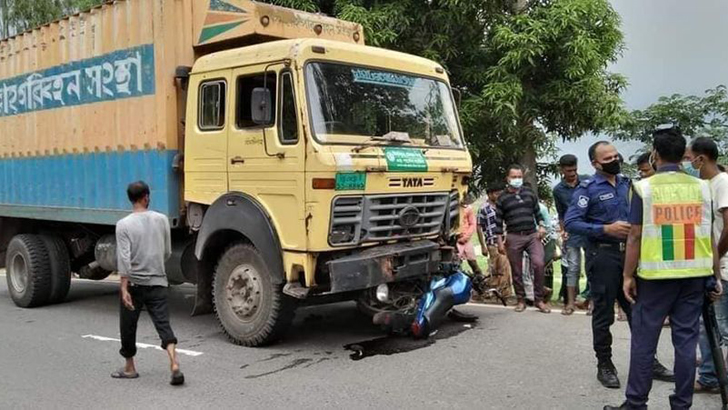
[0,0,472,346]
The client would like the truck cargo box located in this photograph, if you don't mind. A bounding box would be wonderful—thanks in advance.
[0,0,362,226]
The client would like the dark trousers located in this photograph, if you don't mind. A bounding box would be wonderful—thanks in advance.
[586,245,631,363]
[625,277,706,410]
[506,232,545,303]
[119,284,178,358]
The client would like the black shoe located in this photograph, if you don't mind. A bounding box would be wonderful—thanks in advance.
[652,359,675,382]
[603,402,631,410]
[597,362,621,389]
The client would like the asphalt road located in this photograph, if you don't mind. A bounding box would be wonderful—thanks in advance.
[0,274,722,410]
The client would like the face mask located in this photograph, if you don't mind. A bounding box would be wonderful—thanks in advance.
[509,178,523,189]
[682,160,701,178]
[599,159,621,176]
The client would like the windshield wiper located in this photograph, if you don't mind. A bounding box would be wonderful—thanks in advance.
[352,131,412,153]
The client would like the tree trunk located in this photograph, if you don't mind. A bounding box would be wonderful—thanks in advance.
[513,0,528,13]
[520,145,538,192]
[512,0,538,191]
[0,0,8,39]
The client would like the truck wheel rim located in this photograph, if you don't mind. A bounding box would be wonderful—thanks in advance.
[10,253,28,293]
[226,265,262,322]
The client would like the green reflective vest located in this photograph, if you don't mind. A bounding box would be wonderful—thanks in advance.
[633,172,713,280]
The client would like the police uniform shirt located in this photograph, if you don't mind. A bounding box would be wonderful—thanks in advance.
[564,173,631,243]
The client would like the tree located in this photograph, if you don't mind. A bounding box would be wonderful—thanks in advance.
[0,0,104,38]
[612,85,728,155]
[265,0,627,197]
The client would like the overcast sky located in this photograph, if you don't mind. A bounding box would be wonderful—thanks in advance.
[554,0,728,177]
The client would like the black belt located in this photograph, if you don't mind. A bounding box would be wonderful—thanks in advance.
[590,242,626,252]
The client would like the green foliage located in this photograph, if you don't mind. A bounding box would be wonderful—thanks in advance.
[0,0,104,37]
[259,0,627,194]
[612,85,728,154]
[469,0,626,192]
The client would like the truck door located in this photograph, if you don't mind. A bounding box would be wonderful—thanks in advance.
[227,64,306,250]
[184,71,231,205]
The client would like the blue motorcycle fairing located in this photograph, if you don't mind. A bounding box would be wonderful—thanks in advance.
[412,270,472,338]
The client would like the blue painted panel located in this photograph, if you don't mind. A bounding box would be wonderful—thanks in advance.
[0,44,155,118]
[0,150,180,225]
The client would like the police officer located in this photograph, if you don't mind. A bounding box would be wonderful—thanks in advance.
[605,128,722,410]
[565,141,672,389]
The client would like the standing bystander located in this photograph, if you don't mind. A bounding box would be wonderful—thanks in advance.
[458,193,483,276]
[494,164,550,313]
[478,184,512,298]
[683,137,728,394]
[553,154,588,315]
[636,152,656,180]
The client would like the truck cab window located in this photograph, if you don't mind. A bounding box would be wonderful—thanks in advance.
[198,80,226,130]
[237,73,277,128]
[279,72,298,144]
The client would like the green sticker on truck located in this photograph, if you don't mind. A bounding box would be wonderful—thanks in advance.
[384,147,428,172]
[335,172,366,191]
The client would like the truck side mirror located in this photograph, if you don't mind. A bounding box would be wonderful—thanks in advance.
[251,87,272,125]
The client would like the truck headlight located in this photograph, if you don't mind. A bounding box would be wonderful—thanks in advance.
[376,283,389,302]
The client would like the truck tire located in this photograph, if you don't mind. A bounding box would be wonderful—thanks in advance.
[5,234,52,308]
[40,235,71,304]
[213,243,295,346]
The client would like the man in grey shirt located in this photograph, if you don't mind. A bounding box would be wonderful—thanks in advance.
[111,181,184,386]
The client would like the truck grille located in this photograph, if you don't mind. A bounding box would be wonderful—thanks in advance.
[329,192,452,246]
[449,190,460,231]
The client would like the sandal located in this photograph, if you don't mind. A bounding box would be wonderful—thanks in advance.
[694,381,720,394]
[171,370,185,386]
[514,303,526,313]
[111,369,139,379]
[535,302,551,314]
[561,306,575,316]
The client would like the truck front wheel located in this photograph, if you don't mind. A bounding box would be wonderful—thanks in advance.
[213,243,295,346]
[6,234,52,308]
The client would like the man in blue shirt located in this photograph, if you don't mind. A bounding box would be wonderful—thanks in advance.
[565,141,671,389]
[553,154,589,315]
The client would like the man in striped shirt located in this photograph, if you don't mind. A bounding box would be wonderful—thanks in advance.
[495,164,550,313]
[478,183,511,298]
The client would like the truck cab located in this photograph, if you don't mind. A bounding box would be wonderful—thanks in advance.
[184,39,472,345]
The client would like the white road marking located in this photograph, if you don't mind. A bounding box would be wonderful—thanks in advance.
[82,335,204,357]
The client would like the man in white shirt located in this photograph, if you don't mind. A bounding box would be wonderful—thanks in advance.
[684,137,728,393]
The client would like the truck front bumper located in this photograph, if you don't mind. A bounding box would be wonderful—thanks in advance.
[326,240,441,294]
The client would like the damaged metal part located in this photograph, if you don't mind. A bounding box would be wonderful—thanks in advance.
[326,240,440,294]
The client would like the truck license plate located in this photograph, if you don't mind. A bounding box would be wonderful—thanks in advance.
[335,172,366,191]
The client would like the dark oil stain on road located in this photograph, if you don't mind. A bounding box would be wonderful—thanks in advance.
[344,323,475,361]
[259,352,292,362]
[244,358,313,379]
[303,357,331,368]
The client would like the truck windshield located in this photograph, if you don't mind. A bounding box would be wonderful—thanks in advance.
[305,62,463,149]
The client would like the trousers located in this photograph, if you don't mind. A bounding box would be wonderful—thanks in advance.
[119,284,178,358]
[625,277,706,410]
[506,232,545,303]
[585,245,631,362]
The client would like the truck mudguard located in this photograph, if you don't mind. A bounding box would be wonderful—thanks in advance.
[194,192,284,284]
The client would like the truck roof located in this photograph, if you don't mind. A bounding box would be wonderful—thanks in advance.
[192,38,448,79]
